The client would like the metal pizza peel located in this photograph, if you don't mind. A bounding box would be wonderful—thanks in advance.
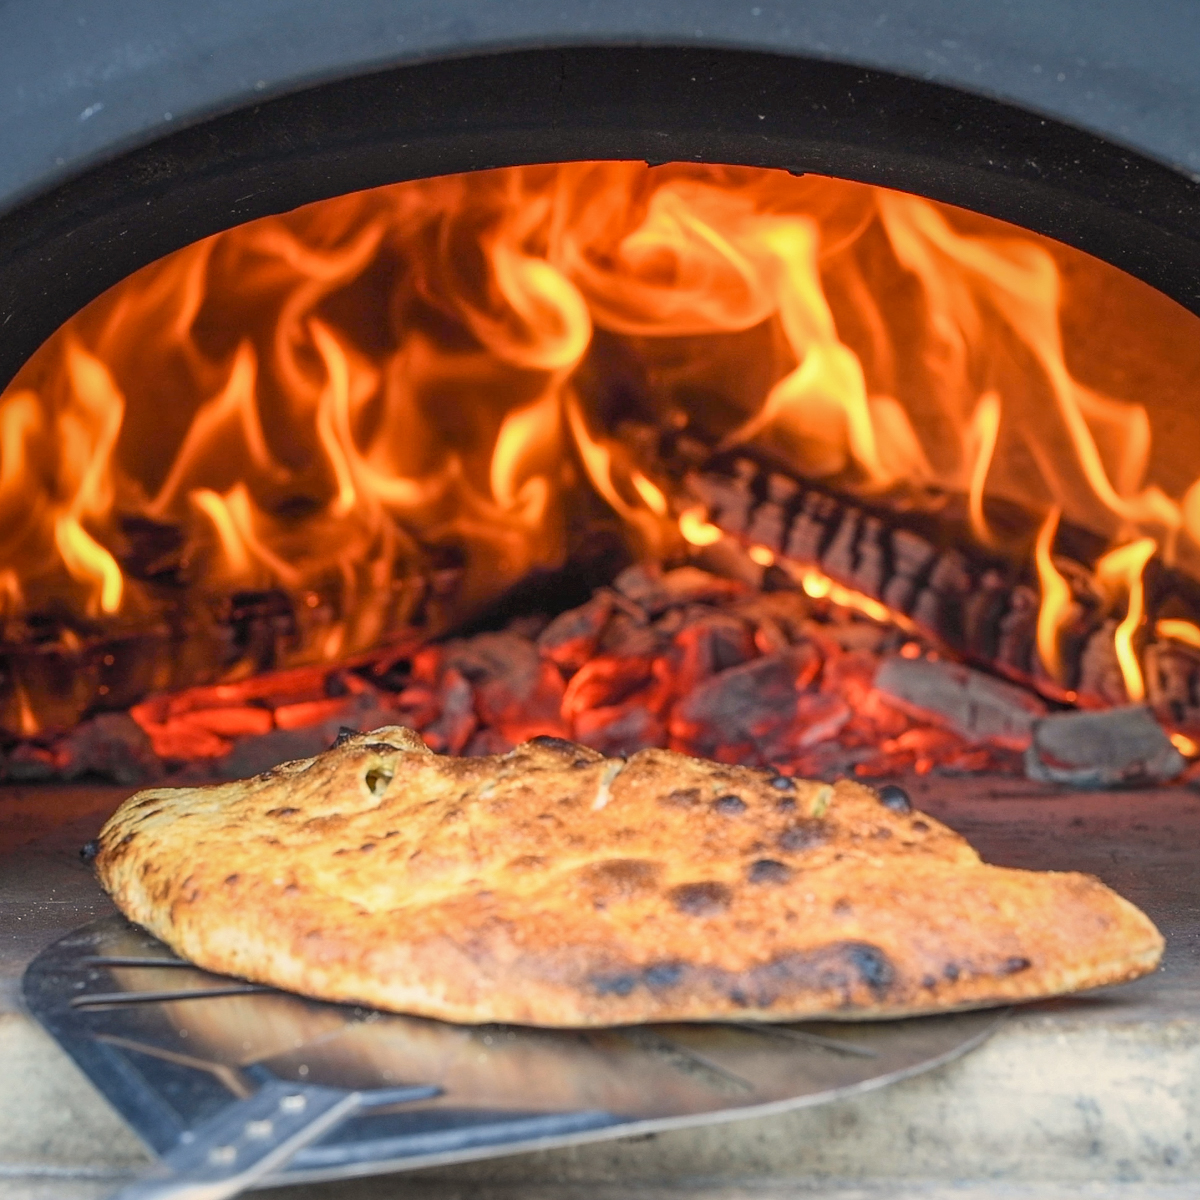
[23,914,1006,1200]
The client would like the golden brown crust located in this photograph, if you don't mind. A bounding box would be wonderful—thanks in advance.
[95,727,1163,1026]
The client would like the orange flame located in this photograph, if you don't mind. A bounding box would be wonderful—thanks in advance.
[1034,507,1073,682]
[1170,731,1199,757]
[967,391,1001,546]
[1155,618,1200,649]
[678,508,724,547]
[0,160,1197,711]
[1095,537,1157,701]
[788,563,913,630]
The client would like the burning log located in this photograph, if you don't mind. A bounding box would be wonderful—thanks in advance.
[1025,705,1186,788]
[3,531,1194,793]
[3,712,161,785]
[0,561,457,742]
[873,656,1046,750]
[682,454,1200,722]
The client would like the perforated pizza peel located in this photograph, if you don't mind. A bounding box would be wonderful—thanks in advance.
[23,914,1006,1200]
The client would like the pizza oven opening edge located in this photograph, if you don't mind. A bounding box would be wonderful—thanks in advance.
[4,3,1200,1196]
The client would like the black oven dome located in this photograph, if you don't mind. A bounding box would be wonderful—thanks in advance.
[1,2,1199,393]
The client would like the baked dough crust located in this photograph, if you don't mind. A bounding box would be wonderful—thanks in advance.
[95,727,1163,1025]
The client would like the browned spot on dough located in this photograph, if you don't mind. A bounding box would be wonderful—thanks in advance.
[662,787,701,808]
[580,858,663,906]
[267,807,300,817]
[714,794,748,815]
[747,859,791,885]
[224,873,240,885]
[669,881,732,916]
[778,820,827,852]
[508,855,546,870]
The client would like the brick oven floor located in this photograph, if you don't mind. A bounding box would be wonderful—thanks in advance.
[2,776,1199,1199]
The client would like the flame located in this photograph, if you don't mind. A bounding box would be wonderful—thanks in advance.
[1170,731,1199,758]
[967,391,1001,546]
[1034,507,1073,682]
[1095,536,1157,701]
[678,508,724,547]
[790,564,910,629]
[1155,618,1200,649]
[0,160,1198,717]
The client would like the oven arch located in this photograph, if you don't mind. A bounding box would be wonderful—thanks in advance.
[1,44,1199,393]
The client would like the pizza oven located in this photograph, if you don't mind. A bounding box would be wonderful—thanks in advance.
[4,4,1200,1197]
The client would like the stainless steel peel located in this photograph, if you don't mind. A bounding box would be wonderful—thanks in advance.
[24,915,1006,1200]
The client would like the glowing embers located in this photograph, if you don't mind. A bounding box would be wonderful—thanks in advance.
[2,161,1200,740]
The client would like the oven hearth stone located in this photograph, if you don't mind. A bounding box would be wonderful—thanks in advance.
[2,776,1199,1199]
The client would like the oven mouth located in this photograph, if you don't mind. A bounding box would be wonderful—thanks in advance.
[4,43,1200,395]
[4,155,1200,785]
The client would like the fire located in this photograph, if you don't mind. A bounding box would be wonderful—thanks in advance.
[678,508,724,547]
[1156,618,1200,649]
[791,564,907,630]
[1,161,1198,733]
[1034,507,1072,682]
[1170,731,1199,758]
[966,391,1002,547]
[1095,537,1157,701]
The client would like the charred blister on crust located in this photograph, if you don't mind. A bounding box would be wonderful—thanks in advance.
[592,971,639,997]
[876,784,913,814]
[591,960,687,997]
[669,881,733,916]
[580,858,662,905]
[266,807,300,817]
[661,786,701,808]
[527,735,585,755]
[643,962,685,989]
[778,820,827,853]
[747,858,791,885]
[999,956,1033,975]
[845,944,895,998]
[714,793,748,815]
[590,942,898,1010]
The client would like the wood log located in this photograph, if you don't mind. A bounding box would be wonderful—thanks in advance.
[683,453,1200,715]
